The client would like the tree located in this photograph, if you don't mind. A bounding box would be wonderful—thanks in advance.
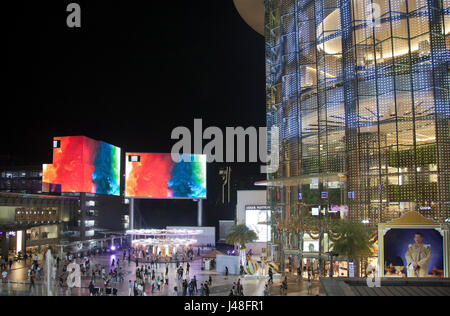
[226,225,258,265]
[331,220,373,277]
[226,224,258,250]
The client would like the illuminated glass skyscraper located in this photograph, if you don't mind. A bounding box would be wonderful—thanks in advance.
[236,0,449,269]
[264,0,449,222]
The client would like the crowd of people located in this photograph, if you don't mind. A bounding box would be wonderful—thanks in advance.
[2,245,313,296]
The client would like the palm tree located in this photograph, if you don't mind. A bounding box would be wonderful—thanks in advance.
[331,220,373,277]
[226,224,258,265]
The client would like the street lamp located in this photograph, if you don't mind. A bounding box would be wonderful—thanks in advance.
[326,251,339,278]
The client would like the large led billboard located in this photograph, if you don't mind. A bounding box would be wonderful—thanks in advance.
[125,153,206,199]
[43,136,121,196]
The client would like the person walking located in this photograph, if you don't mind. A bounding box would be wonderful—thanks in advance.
[268,267,273,284]
[307,273,312,295]
[29,274,35,292]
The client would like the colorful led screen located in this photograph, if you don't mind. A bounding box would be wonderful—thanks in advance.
[125,153,206,199]
[43,136,121,196]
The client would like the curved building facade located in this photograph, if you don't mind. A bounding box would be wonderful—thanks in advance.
[265,0,449,268]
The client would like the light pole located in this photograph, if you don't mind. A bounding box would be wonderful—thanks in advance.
[326,251,339,278]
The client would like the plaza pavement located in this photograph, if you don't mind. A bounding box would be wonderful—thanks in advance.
[0,252,323,296]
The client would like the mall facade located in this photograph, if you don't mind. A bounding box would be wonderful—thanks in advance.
[236,0,449,274]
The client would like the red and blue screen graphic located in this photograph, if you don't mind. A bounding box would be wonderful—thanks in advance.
[43,136,121,196]
[125,153,206,199]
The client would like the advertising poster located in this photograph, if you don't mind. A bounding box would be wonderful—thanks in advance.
[384,228,444,277]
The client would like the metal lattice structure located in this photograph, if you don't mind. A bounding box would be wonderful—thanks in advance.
[265,0,449,263]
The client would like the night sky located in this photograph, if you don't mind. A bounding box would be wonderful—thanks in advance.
[5,1,266,228]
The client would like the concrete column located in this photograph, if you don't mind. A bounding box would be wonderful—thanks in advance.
[1,232,9,261]
[197,199,203,227]
[21,230,26,255]
[38,227,42,254]
[130,198,135,232]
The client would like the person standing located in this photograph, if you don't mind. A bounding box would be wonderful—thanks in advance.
[192,275,198,293]
[282,276,288,296]
[89,280,95,296]
[1,270,7,283]
[307,272,312,295]
[263,284,269,296]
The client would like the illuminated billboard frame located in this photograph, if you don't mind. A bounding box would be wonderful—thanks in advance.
[125,153,207,199]
[43,136,121,196]
[378,212,450,278]
[245,205,271,243]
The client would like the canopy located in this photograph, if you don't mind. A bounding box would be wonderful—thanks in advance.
[202,250,225,259]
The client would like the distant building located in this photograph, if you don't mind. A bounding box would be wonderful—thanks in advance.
[0,192,77,260]
[0,166,43,194]
[0,165,129,256]
[237,0,450,276]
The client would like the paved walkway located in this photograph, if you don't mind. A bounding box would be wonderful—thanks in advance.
[0,252,323,296]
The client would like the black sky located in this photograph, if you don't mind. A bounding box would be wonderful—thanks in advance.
[5,0,266,228]
[6,0,265,163]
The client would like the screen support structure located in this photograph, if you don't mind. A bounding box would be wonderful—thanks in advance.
[129,198,135,237]
[80,193,87,241]
[197,199,203,227]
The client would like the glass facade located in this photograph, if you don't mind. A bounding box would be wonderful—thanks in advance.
[265,0,449,263]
